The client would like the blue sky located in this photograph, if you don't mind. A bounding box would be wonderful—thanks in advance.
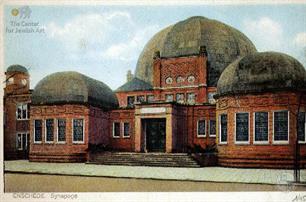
[4,4,306,89]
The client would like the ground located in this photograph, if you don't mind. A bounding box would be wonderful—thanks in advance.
[4,160,306,192]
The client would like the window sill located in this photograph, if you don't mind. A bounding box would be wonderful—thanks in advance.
[112,136,120,139]
[272,141,289,145]
[235,141,250,145]
[209,135,216,138]
[253,141,269,145]
[123,136,130,139]
[72,142,85,144]
[219,142,227,145]
[56,142,66,144]
[33,142,42,144]
[197,135,206,138]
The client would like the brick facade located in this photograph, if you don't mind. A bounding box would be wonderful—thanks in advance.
[4,70,31,160]
[216,91,306,168]
[29,104,109,162]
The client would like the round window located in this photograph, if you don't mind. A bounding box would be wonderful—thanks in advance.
[187,75,195,83]
[176,76,184,83]
[165,77,173,84]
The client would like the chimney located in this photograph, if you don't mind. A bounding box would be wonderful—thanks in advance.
[126,70,133,82]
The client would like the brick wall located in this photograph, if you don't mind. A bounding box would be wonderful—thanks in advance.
[109,108,135,151]
[29,104,109,162]
[216,91,306,168]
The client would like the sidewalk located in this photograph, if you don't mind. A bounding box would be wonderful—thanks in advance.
[4,160,306,185]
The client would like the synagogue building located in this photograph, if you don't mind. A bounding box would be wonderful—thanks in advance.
[4,16,306,168]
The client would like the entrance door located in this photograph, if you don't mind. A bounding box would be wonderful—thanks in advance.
[145,118,166,152]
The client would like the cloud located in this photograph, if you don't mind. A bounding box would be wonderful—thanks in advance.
[293,32,306,48]
[46,11,159,62]
[103,25,160,61]
[243,17,284,51]
[47,12,134,52]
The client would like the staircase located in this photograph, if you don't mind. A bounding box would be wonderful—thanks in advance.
[88,152,200,168]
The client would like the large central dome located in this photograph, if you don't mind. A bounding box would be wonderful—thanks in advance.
[135,16,257,86]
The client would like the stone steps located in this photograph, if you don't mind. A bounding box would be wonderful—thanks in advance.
[88,152,200,168]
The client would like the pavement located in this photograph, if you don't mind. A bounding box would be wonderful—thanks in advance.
[4,160,306,185]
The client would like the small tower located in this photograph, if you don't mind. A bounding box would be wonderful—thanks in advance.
[4,64,30,95]
[126,70,133,82]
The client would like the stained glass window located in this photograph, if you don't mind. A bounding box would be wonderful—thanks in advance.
[73,119,84,142]
[113,122,120,137]
[136,95,145,103]
[127,96,135,107]
[209,120,216,136]
[46,119,54,142]
[34,120,42,142]
[298,112,305,142]
[57,119,66,142]
[187,93,195,105]
[236,113,249,142]
[123,122,130,137]
[147,95,154,103]
[255,112,269,142]
[274,111,288,142]
[165,94,174,102]
[197,120,206,136]
[220,114,227,143]
[176,93,184,104]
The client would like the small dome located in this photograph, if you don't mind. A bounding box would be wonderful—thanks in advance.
[216,52,306,97]
[7,64,28,74]
[135,16,257,86]
[115,77,153,92]
[32,71,118,109]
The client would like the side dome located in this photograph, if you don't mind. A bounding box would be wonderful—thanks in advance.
[135,16,257,86]
[216,52,306,97]
[32,71,118,109]
[6,64,28,74]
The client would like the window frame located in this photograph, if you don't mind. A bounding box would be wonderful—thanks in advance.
[253,112,269,145]
[165,94,174,102]
[56,118,66,144]
[272,110,290,144]
[113,122,121,138]
[176,93,185,104]
[16,103,29,120]
[146,95,155,103]
[16,133,23,150]
[219,114,228,144]
[72,118,85,144]
[34,119,42,144]
[45,119,54,144]
[197,119,206,138]
[234,112,250,145]
[209,120,216,137]
[187,92,196,105]
[127,96,135,107]
[298,111,306,144]
[123,122,130,138]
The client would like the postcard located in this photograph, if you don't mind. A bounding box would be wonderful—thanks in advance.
[1,1,306,202]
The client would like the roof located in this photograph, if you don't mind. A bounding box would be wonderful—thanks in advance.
[6,64,28,74]
[32,71,118,109]
[216,52,306,97]
[135,16,257,86]
[115,77,153,92]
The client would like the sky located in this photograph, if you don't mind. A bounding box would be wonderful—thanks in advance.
[4,3,306,90]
